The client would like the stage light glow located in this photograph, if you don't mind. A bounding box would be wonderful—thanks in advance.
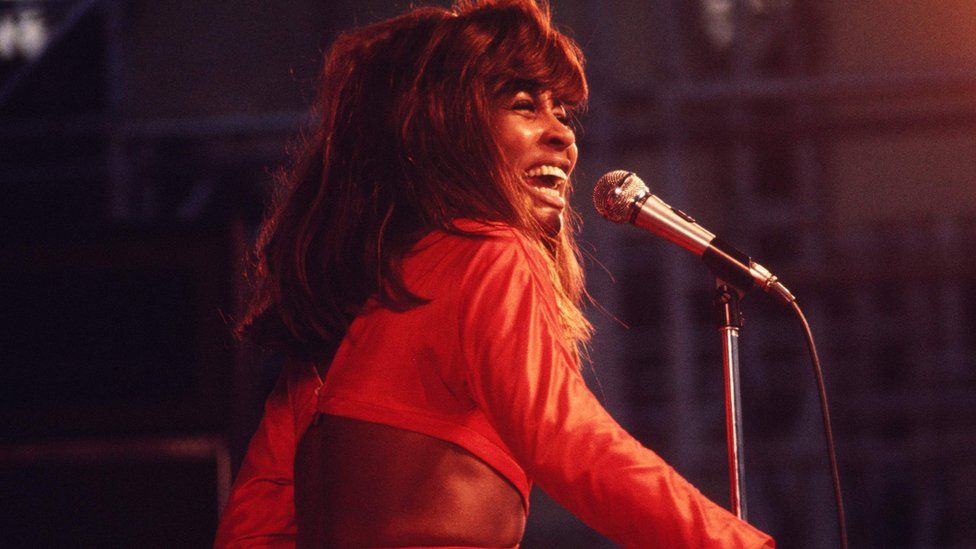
[0,6,48,61]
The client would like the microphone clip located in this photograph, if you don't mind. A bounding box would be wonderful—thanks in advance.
[714,281,745,330]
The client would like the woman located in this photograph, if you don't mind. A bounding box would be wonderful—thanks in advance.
[215,1,775,547]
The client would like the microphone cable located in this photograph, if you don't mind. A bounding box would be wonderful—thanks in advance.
[788,300,849,549]
[593,170,848,545]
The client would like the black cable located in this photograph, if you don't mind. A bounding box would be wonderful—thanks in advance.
[789,300,849,549]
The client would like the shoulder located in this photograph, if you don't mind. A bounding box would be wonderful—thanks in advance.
[411,218,539,263]
[430,221,557,312]
[425,218,528,247]
[422,219,548,280]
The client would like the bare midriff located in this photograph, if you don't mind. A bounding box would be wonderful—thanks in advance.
[294,414,525,548]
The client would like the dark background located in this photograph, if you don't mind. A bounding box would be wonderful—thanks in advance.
[2,1,974,547]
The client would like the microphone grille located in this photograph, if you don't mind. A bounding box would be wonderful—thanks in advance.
[592,170,648,223]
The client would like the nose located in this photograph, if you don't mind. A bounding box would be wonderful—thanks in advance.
[542,112,575,150]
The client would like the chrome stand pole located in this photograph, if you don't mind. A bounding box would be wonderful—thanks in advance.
[715,282,747,520]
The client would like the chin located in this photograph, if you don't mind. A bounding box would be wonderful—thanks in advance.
[538,210,564,236]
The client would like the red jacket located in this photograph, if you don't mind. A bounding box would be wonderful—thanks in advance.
[215,221,774,548]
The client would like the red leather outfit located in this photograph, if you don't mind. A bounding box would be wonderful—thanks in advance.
[215,220,774,548]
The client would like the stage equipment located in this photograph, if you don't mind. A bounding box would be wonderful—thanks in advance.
[594,170,847,548]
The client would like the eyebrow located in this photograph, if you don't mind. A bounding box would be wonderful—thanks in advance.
[499,82,575,111]
[508,78,541,93]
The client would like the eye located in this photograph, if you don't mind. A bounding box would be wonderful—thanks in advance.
[553,107,570,125]
[549,96,572,124]
[510,96,536,113]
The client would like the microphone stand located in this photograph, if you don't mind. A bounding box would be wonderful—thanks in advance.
[714,281,747,520]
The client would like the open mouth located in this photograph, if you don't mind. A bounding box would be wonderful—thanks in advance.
[524,165,568,204]
[525,165,568,186]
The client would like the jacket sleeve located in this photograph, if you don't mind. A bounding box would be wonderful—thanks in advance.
[214,361,322,548]
[457,233,774,548]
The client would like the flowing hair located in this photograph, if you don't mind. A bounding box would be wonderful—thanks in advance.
[238,0,591,361]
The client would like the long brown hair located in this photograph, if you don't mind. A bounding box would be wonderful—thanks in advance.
[238,0,591,361]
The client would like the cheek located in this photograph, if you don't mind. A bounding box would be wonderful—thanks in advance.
[494,119,534,160]
[497,136,520,162]
[491,126,518,162]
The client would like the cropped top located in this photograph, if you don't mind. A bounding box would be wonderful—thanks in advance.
[215,220,774,548]
[314,220,543,509]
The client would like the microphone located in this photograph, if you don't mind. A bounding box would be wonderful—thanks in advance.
[592,170,795,304]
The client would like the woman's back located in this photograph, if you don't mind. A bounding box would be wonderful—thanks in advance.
[295,415,524,548]
[293,223,536,548]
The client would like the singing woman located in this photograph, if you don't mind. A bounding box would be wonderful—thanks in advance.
[215,1,775,547]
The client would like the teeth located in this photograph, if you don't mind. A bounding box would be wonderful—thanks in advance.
[535,186,561,199]
[524,165,568,181]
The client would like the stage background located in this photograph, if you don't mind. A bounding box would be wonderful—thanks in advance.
[2,1,974,547]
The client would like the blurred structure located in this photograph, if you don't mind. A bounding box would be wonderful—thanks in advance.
[568,1,976,548]
[1,1,974,547]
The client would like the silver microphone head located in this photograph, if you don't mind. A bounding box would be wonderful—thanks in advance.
[592,170,649,223]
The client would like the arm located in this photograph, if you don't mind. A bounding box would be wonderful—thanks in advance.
[458,234,774,548]
[214,361,322,548]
